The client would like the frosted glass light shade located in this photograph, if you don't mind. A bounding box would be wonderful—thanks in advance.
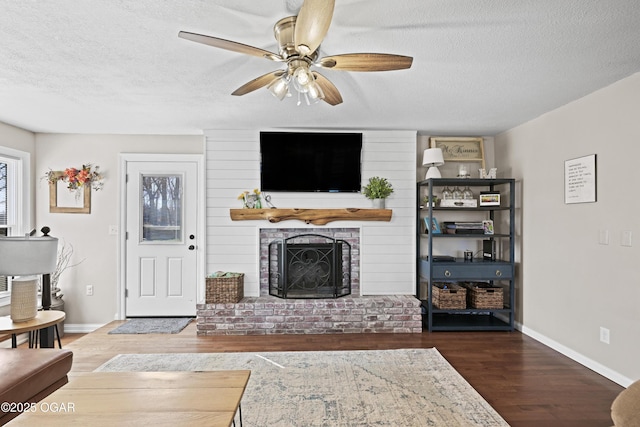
[0,236,58,276]
[267,76,289,100]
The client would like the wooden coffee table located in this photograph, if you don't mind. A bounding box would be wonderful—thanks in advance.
[8,370,251,427]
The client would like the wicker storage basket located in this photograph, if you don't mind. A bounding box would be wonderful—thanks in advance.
[465,283,503,309]
[206,273,244,304]
[432,283,466,309]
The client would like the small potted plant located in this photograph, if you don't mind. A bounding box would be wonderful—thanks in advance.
[362,176,394,208]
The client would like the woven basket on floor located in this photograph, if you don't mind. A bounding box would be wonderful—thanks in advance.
[432,283,466,309]
[206,273,244,304]
[465,283,503,309]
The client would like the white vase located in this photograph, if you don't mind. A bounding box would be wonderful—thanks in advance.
[372,198,386,209]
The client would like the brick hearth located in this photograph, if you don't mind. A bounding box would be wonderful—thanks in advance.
[198,226,421,335]
[196,295,422,335]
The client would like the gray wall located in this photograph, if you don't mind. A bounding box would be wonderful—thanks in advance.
[495,72,640,385]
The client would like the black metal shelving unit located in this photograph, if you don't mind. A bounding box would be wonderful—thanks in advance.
[417,178,515,331]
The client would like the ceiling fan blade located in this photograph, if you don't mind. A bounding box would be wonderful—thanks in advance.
[178,31,282,61]
[294,0,335,56]
[312,72,343,106]
[231,71,285,96]
[318,53,413,72]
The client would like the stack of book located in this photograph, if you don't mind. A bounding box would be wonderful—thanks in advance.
[442,221,485,234]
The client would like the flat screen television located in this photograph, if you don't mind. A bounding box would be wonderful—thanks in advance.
[260,131,362,193]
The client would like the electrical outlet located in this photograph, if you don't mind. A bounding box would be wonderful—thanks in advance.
[600,327,610,344]
[86,285,94,296]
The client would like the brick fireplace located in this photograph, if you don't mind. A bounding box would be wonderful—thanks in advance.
[196,227,421,335]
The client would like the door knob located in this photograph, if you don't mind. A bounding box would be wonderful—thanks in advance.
[188,245,195,250]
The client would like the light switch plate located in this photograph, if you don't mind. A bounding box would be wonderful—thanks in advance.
[621,230,632,247]
[598,230,609,245]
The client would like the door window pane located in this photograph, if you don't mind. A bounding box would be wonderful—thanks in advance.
[141,175,183,242]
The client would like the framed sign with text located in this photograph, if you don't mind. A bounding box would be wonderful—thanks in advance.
[564,154,597,204]
[429,137,485,169]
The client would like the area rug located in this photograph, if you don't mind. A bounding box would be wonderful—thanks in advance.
[96,349,509,426]
[107,317,192,334]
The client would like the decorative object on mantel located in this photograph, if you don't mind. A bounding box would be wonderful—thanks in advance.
[264,194,277,208]
[238,188,262,208]
[422,148,445,179]
[362,176,394,209]
[229,208,392,225]
[45,164,104,214]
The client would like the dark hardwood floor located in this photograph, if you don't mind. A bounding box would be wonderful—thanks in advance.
[54,323,622,427]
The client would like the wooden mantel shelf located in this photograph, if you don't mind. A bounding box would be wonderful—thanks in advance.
[229,208,392,225]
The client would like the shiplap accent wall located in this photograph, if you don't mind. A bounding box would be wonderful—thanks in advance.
[205,129,417,296]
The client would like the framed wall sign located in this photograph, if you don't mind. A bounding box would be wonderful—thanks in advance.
[49,171,91,213]
[429,136,485,168]
[564,154,597,204]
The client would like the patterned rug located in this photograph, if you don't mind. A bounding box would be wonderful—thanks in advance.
[96,349,509,427]
[107,317,192,334]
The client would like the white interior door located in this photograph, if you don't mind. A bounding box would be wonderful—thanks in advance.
[124,159,199,317]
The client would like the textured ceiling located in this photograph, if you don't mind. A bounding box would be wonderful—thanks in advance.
[1,0,639,135]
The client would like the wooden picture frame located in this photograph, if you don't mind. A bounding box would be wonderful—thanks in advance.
[429,136,485,169]
[49,171,91,213]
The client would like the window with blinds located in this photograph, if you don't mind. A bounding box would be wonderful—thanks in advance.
[0,160,7,292]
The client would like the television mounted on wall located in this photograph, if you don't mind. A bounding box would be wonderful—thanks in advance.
[260,131,362,193]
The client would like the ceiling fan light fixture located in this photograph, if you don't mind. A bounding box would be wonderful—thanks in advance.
[180,0,412,108]
[293,65,313,87]
[267,75,290,100]
[307,81,324,100]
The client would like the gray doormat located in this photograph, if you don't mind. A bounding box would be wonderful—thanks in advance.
[108,317,193,334]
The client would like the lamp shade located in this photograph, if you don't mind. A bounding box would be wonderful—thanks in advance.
[0,236,58,276]
[422,148,445,167]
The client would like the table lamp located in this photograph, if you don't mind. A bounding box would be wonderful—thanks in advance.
[422,148,445,179]
[0,233,58,322]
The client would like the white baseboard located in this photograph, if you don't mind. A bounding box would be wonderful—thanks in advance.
[517,322,632,387]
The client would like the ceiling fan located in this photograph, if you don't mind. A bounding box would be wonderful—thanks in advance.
[178,0,413,106]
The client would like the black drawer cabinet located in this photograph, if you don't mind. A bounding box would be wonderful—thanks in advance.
[417,178,516,331]
[421,260,513,280]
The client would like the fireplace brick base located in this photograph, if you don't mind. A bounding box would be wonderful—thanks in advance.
[196,295,422,335]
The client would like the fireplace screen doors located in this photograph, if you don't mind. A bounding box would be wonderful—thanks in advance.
[269,234,351,299]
